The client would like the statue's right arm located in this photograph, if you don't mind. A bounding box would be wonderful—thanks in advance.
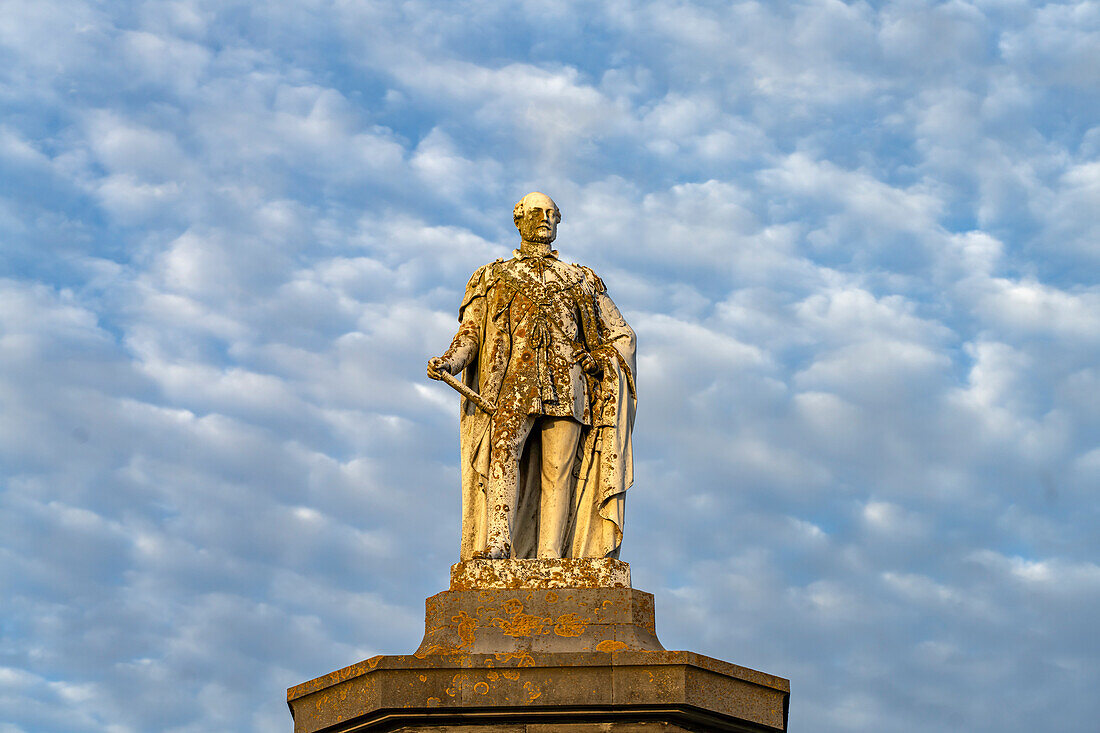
[440,297,484,373]
[428,267,489,380]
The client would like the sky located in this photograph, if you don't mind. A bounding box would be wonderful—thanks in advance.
[1,0,1098,731]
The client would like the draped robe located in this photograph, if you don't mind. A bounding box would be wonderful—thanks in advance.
[446,254,636,559]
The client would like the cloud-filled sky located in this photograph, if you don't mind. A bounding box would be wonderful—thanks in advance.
[2,0,1099,730]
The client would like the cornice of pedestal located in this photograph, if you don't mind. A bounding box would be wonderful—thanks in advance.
[450,558,632,590]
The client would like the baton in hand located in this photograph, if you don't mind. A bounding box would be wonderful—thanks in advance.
[431,368,497,415]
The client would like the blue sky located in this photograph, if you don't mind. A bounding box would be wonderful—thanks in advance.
[1,1,1099,731]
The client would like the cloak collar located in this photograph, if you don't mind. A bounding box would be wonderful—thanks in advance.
[513,247,559,261]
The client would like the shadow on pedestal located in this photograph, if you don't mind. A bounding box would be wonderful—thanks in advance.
[288,559,789,732]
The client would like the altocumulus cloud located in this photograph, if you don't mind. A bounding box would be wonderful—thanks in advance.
[1,1,1098,731]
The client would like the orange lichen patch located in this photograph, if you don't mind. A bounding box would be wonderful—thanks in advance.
[444,672,469,699]
[501,599,524,616]
[426,697,441,707]
[595,640,628,653]
[287,656,382,699]
[486,671,499,681]
[523,680,543,702]
[492,612,552,637]
[418,606,484,657]
[502,670,520,680]
[474,681,490,695]
[453,611,477,649]
[554,612,589,637]
[418,674,427,682]
[545,591,559,602]
[494,651,536,667]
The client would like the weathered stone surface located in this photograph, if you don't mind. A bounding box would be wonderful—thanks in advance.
[417,586,661,655]
[287,650,790,733]
[428,192,637,561]
[289,577,789,733]
[451,558,631,590]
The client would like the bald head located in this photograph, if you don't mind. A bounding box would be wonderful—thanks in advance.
[513,192,561,245]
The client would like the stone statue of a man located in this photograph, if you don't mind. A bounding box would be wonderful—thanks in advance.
[428,192,636,560]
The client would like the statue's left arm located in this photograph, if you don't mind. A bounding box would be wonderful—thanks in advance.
[595,291,636,371]
[583,270,636,394]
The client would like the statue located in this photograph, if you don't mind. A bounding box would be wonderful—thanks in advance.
[291,196,791,732]
[427,192,636,560]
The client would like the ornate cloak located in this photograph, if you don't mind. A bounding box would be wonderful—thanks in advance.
[455,259,636,559]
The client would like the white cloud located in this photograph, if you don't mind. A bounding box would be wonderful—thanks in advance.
[3,1,1100,731]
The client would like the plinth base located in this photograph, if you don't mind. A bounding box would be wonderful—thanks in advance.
[287,651,789,732]
[288,561,789,732]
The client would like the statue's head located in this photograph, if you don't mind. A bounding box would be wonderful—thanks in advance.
[513,192,560,245]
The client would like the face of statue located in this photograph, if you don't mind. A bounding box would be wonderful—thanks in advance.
[516,192,560,244]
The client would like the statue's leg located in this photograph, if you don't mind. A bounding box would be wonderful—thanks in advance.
[485,413,535,559]
[536,417,583,558]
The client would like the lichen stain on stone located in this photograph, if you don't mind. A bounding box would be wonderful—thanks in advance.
[595,640,628,652]
[450,559,632,590]
[426,696,441,707]
[474,681,490,695]
[523,680,543,702]
[502,670,521,680]
[502,598,524,616]
[486,671,500,681]
[553,612,588,636]
[453,611,476,648]
[545,591,559,602]
[418,674,427,682]
[445,672,469,698]
[420,609,480,656]
[492,611,552,637]
[494,651,536,667]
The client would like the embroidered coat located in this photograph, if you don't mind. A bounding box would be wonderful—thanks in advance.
[443,251,637,559]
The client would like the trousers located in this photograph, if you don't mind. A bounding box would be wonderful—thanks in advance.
[484,415,583,558]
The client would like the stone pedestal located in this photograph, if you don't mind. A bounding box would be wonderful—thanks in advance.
[287,560,789,732]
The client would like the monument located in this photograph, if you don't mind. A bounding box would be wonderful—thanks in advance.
[287,194,790,732]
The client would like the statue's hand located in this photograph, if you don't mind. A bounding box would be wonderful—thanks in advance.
[576,350,600,375]
[427,356,452,381]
